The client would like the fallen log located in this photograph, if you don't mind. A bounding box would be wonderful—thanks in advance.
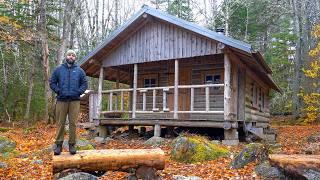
[53,148,165,174]
[269,154,320,178]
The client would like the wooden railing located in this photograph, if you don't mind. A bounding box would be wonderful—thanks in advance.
[99,83,224,116]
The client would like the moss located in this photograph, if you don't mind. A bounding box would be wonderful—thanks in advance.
[0,127,11,132]
[76,144,94,150]
[171,135,229,163]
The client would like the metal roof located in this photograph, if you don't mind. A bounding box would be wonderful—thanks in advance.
[79,5,280,92]
[79,5,254,65]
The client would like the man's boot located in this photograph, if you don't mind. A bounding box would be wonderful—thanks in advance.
[69,144,76,155]
[54,143,62,155]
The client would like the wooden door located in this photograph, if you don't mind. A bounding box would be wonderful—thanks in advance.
[167,67,191,114]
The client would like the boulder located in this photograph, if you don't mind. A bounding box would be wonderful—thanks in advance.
[144,137,165,147]
[171,135,229,163]
[0,136,16,153]
[58,172,98,180]
[255,161,284,179]
[230,143,268,169]
[62,138,95,150]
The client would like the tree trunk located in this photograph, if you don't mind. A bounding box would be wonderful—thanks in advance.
[291,0,303,119]
[24,60,35,120]
[0,46,9,122]
[39,0,51,122]
[52,149,165,173]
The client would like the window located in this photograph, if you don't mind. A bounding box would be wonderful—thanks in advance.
[144,78,156,88]
[205,74,221,84]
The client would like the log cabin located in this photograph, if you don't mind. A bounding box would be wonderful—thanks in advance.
[79,5,280,145]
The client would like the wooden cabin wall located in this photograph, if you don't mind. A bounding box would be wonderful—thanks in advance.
[133,55,225,120]
[245,74,271,128]
[102,19,221,67]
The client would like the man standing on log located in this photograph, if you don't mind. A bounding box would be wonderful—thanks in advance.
[50,50,88,155]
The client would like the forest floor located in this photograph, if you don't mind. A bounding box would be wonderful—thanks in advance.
[0,116,319,179]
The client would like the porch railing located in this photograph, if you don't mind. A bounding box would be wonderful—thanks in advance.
[99,83,224,116]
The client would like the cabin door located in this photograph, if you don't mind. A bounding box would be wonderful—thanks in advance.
[168,67,191,116]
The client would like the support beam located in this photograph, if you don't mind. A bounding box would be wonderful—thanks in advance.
[224,53,232,121]
[152,89,157,111]
[132,64,138,118]
[120,91,124,111]
[97,67,104,118]
[205,86,210,112]
[140,90,147,111]
[174,59,179,119]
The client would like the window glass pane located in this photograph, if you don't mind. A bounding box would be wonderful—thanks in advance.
[151,79,156,85]
[205,75,213,84]
[213,75,221,83]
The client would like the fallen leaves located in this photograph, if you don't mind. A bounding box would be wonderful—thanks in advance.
[0,120,319,179]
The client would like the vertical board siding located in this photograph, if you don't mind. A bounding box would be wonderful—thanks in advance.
[103,20,219,67]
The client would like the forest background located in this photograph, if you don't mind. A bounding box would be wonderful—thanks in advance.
[0,0,319,124]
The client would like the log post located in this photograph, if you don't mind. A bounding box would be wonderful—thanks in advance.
[89,93,94,122]
[174,59,179,119]
[132,64,138,118]
[163,88,169,112]
[97,67,104,118]
[152,89,157,111]
[223,52,238,145]
[224,53,231,121]
[52,149,165,173]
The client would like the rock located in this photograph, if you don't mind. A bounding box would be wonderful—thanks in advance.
[173,175,202,180]
[0,136,16,153]
[255,161,284,179]
[307,133,320,143]
[62,138,95,150]
[94,137,106,144]
[304,142,320,155]
[144,137,165,146]
[0,162,8,168]
[32,159,43,165]
[230,143,268,169]
[171,135,229,163]
[58,172,98,180]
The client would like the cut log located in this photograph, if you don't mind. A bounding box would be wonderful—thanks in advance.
[53,148,165,173]
[269,154,320,177]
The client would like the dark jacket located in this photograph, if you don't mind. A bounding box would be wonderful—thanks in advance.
[50,62,88,101]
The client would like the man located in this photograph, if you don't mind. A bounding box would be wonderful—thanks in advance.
[50,50,88,155]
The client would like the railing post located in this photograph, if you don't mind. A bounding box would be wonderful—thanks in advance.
[140,90,147,111]
[97,67,104,118]
[174,59,179,119]
[109,92,113,111]
[115,70,120,110]
[152,89,157,111]
[120,91,124,111]
[163,88,169,112]
[190,88,194,112]
[132,64,138,118]
[206,86,210,112]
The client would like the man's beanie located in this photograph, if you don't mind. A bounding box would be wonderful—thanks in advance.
[66,49,77,57]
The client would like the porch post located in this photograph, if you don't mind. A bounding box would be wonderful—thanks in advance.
[97,66,104,118]
[132,63,138,118]
[223,52,239,145]
[174,59,179,119]
[224,53,231,121]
